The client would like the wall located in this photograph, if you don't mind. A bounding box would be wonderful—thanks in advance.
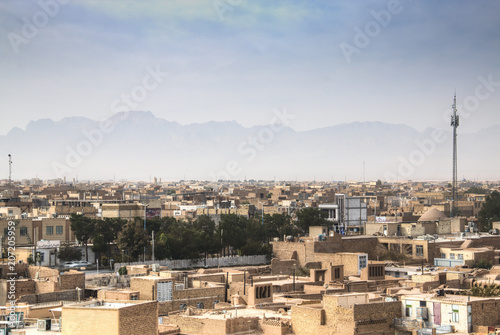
[115,255,268,271]
[62,306,119,335]
[271,258,298,276]
[119,301,158,335]
[164,314,227,335]
[291,305,328,335]
[60,271,85,290]
[247,283,273,306]
[17,289,82,304]
[98,290,139,300]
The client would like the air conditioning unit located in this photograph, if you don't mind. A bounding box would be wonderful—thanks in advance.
[37,318,51,331]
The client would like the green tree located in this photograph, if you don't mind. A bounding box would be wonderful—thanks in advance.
[165,221,203,260]
[296,207,329,235]
[116,218,149,261]
[466,186,488,194]
[58,245,82,262]
[154,232,171,260]
[265,213,298,240]
[473,259,492,269]
[70,214,95,261]
[194,215,220,260]
[219,214,247,255]
[478,191,500,231]
[92,218,125,261]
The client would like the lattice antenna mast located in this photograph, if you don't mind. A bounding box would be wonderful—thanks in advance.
[450,93,459,216]
[8,154,12,187]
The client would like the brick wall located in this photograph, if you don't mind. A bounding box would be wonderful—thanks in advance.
[119,301,158,335]
[60,271,85,290]
[18,289,82,304]
[62,305,119,335]
[271,258,298,276]
[129,277,162,300]
[126,265,150,276]
[471,299,500,329]
[227,316,260,334]
[35,280,59,294]
[13,279,35,299]
[0,263,28,279]
[97,290,139,300]
[28,266,59,281]
[174,286,225,300]
[291,304,329,335]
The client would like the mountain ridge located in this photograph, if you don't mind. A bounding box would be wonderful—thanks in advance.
[1,111,498,181]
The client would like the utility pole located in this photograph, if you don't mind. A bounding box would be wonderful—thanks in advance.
[451,93,459,217]
[152,231,155,263]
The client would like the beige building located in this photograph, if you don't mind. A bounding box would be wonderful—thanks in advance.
[398,294,500,334]
[291,293,401,335]
[61,300,158,335]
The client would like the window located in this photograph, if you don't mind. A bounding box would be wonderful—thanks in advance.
[8,209,13,216]
[405,305,412,317]
[458,254,463,260]
[416,245,424,257]
[420,301,427,307]
[441,253,446,259]
[179,304,187,311]
[46,226,54,235]
[56,226,63,235]
[196,302,204,309]
[359,255,367,270]
[451,304,459,322]
[20,227,28,236]
[4,228,8,236]
[334,267,341,279]
[450,253,455,259]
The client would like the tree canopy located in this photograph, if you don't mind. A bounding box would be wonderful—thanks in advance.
[296,207,329,235]
[478,190,500,231]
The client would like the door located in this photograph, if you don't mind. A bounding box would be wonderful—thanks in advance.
[433,302,441,325]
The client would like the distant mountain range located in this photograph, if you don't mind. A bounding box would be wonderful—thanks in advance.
[1,111,498,181]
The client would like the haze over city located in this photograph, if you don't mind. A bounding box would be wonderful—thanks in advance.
[1,0,499,181]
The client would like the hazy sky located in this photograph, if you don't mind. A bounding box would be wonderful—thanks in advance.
[1,0,499,136]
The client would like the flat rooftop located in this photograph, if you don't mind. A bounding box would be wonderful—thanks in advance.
[185,307,291,321]
[63,301,146,309]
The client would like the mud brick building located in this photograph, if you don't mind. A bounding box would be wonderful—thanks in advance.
[61,300,158,335]
[130,276,226,315]
[291,293,401,335]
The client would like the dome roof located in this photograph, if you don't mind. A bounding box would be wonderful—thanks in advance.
[418,208,447,222]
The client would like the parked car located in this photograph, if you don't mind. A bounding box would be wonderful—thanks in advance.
[77,261,91,267]
[62,261,80,268]
[61,261,91,268]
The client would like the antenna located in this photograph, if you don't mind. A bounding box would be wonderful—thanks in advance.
[450,92,459,217]
[363,161,365,183]
[8,154,12,186]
